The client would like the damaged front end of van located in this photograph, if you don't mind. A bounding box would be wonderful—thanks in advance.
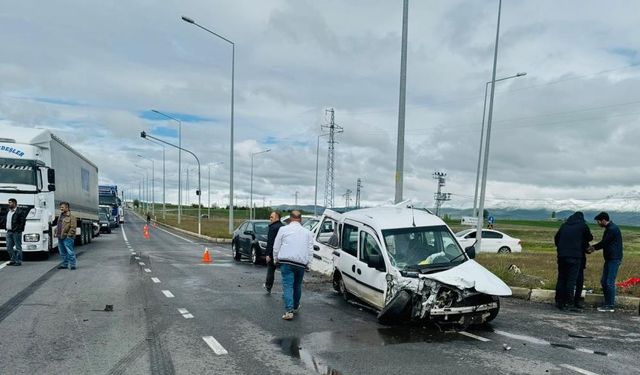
[377,260,512,325]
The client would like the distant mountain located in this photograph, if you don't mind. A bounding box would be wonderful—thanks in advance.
[437,208,639,226]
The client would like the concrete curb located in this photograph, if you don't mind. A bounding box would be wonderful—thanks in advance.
[509,286,640,311]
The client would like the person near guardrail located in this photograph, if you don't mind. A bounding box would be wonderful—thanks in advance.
[554,211,593,311]
[1,198,28,266]
[273,210,314,321]
[53,202,77,270]
[263,210,284,294]
[588,212,623,313]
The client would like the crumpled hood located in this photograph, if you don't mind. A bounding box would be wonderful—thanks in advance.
[418,260,512,296]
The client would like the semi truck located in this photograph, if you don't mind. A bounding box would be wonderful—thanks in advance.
[98,185,120,225]
[0,126,99,256]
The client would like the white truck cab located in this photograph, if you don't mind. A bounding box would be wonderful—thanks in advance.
[319,205,511,325]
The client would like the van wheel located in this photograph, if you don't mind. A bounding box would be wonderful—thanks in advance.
[338,277,351,302]
[498,246,511,254]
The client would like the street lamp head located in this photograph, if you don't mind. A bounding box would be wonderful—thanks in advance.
[516,72,527,77]
[140,131,147,138]
[181,16,195,24]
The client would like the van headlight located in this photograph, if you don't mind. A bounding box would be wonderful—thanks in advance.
[24,233,40,242]
[258,241,267,249]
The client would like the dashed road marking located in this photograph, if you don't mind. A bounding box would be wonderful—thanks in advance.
[139,262,145,266]
[183,313,194,319]
[203,336,228,355]
[122,226,129,242]
[144,268,151,273]
[459,331,491,342]
[177,308,194,319]
[161,290,175,298]
[559,364,600,375]
[151,277,161,283]
[135,256,140,260]
[494,330,549,345]
[0,261,10,271]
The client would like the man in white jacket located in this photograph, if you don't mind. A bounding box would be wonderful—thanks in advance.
[273,210,314,320]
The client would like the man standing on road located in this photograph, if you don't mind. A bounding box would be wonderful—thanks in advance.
[589,212,623,312]
[263,211,284,294]
[1,198,27,266]
[53,202,77,270]
[554,211,593,311]
[273,210,313,320]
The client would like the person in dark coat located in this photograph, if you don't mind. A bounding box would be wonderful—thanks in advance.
[263,211,284,294]
[588,212,623,312]
[1,198,28,266]
[554,211,593,310]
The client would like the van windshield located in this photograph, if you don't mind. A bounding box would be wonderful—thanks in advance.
[381,225,466,270]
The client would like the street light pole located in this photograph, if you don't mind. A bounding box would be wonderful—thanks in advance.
[476,0,503,253]
[134,165,148,214]
[141,131,203,235]
[250,149,271,220]
[137,155,155,218]
[152,109,182,224]
[182,16,235,234]
[144,138,166,220]
[472,72,526,216]
[208,162,223,219]
[394,0,409,204]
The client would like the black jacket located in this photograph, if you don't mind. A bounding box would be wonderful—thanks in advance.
[265,221,284,257]
[594,222,623,260]
[1,207,28,233]
[554,212,593,258]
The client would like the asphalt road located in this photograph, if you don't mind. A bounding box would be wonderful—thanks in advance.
[0,212,638,375]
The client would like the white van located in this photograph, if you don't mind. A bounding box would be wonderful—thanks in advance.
[319,205,511,325]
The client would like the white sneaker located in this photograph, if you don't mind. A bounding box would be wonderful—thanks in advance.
[282,311,294,320]
[597,306,615,312]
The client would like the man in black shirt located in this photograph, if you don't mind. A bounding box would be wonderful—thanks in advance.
[263,211,284,293]
[1,198,27,266]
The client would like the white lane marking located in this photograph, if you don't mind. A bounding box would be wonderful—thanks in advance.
[135,256,140,260]
[161,290,175,298]
[183,313,194,319]
[131,252,136,255]
[144,268,151,273]
[202,336,228,355]
[178,308,189,314]
[559,364,600,375]
[0,261,10,270]
[154,225,195,243]
[151,277,161,283]
[494,330,549,345]
[459,331,491,342]
[139,262,145,266]
[122,225,129,242]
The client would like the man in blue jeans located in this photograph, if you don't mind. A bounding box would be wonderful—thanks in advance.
[1,198,27,266]
[53,202,78,270]
[588,212,623,312]
[273,210,314,320]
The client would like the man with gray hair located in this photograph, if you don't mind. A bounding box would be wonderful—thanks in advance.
[273,210,314,320]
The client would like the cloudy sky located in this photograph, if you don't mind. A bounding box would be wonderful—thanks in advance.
[1,0,639,210]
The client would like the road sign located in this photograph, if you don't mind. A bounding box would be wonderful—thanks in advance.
[461,216,478,226]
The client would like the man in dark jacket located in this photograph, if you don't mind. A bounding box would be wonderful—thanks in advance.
[1,198,28,266]
[589,212,623,312]
[263,211,284,294]
[554,212,593,310]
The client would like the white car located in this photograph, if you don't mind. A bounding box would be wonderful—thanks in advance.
[455,229,522,253]
[317,205,511,325]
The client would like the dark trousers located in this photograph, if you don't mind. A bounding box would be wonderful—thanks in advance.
[555,256,581,307]
[574,256,586,303]
[264,258,276,290]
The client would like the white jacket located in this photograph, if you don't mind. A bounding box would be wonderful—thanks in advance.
[273,222,314,267]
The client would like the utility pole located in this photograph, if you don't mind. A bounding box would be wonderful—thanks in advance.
[343,189,352,208]
[433,171,451,217]
[322,108,343,209]
[394,0,409,203]
[355,178,362,209]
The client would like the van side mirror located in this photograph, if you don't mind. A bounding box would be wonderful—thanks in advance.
[47,169,56,183]
[367,254,386,271]
[465,245,476,259]
[243,230,253,236]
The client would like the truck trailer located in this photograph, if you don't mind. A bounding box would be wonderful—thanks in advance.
[0,126,99,256]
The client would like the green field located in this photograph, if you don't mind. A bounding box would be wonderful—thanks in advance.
[134,205,640,297]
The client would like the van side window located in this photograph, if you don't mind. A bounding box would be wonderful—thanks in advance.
[341,224,358,257]
[316,218,339,248]
[360,232,383,264]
